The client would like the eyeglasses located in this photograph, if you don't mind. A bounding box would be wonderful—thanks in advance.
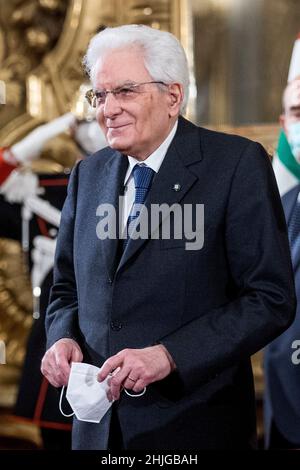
[85,81,167,108]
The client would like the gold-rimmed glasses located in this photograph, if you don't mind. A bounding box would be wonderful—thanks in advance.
[85,81,168,108]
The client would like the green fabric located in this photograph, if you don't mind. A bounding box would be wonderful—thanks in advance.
[277,129,300,180]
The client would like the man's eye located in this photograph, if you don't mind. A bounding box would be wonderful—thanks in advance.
[118,87,136,96]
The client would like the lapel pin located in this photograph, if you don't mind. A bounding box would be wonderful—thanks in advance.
[172,183,181,192]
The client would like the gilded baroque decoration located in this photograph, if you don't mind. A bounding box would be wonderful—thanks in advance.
[0,0,182,148]
[0,0,69,143]
[0,239,33,405]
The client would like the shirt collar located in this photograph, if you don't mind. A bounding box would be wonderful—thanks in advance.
[124,120,178,186]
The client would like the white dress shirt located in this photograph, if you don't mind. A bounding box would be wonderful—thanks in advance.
[121,120,178,232]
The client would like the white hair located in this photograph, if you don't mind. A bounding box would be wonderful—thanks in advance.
[83,24,190,113]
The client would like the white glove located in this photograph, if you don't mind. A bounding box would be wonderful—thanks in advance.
[11,112,77,163]
[31,235,57,289]
[74,120,107,155]
[0,169,40,204]
[25,195,61,226]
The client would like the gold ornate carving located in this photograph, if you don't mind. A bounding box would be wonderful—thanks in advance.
[0,0,69,143]
[0,239,33,407]
[0,0,181,148]
[0,239,33,364]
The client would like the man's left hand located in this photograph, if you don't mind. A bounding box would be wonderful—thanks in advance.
[97,344,176,401]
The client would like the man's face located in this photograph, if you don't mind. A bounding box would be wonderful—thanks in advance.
[281,78,300,134]
[93,48,182,160]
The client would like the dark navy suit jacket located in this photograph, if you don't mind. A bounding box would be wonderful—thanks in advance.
[46,117,296,450]
[264,184,300,447]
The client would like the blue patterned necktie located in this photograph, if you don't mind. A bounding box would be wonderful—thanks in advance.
[123,164,155,249]
[288,192,300,264]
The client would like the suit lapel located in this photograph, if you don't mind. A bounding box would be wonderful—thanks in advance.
[283,185,300,224]
[117,117,202,272]
[291,240,300,272]
[96,151,128,280]
[283,185,300,271]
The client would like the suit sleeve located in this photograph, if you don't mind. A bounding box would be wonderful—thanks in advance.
[160,141,296,392]
[45,161,82,349]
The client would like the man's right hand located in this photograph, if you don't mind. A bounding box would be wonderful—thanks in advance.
[41,338,83,387]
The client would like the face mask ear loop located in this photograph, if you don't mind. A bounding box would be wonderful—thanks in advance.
[124,387,146,397]
[59,386,74,417]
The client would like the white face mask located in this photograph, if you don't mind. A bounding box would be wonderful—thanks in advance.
[287,121,300,163]
[59,362,147,423]
[74,121,107,155]
[59,362,112,423]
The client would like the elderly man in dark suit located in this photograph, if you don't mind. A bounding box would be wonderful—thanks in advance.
[41,24,295,450]
[264,77,300,449]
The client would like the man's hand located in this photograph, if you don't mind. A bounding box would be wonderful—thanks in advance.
[97,344,176,401]
[41,338,83,387]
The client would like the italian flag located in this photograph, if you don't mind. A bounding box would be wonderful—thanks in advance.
[272,131,300,196]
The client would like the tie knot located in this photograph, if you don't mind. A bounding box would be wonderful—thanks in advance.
[132,164,154,190]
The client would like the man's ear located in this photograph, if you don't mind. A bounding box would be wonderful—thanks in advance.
[167,83,183,116]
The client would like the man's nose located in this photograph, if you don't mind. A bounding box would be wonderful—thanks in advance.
[103,92,122,118]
